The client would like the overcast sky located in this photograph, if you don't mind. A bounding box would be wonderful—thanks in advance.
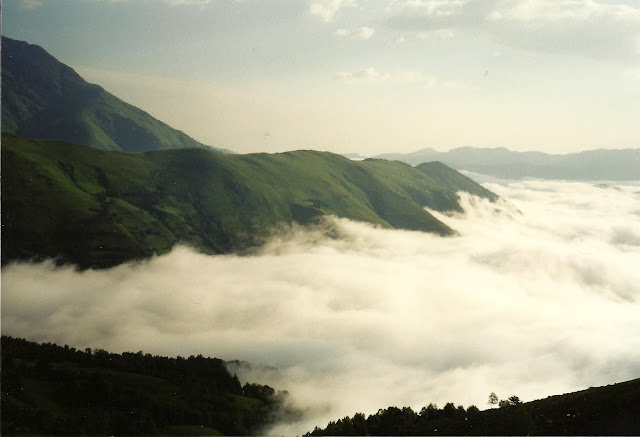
[4,0,640,154]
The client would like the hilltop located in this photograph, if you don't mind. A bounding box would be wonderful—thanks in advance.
[2,133,496,268]
[1,36,230,153]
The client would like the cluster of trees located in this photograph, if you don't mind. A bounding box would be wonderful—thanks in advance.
[307,384,640,436]
[1,336,297,435]
[487,392,522,409]
[305,401,528,436]
[4,336,639,435]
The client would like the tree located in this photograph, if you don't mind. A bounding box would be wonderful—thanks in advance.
[488,392,499,408]
[508,395,522,406]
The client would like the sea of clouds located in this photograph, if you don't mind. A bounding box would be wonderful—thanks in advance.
[3,178,640,435]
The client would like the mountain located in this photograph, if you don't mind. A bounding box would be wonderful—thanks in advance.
[1,336,297,436]
[1,133,496,268]
[307,378,640,435]
[375,146,640,180]
[1,36,231,153]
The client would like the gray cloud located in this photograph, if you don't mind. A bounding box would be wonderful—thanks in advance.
[386,0,640,61]
[2,179,640,435]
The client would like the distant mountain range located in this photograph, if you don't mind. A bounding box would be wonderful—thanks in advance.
[2,133,496,268]
[374,146,640,181]
[1,36,232,153]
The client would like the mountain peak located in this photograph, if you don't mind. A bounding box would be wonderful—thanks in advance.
[1,36,230,153]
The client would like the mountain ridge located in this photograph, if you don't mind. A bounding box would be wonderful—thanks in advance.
[1,36,231,153]
[374,146,640,180]
[1,133,496,268]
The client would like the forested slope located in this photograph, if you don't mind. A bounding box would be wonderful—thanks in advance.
[1,336,296,436]
[307,379,640,435]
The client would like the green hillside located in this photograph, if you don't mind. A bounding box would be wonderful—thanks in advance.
[1,336,296,436]
[415,161,498,203]
[1,133,495,268]
[307,379,640,435]
[1,36,228,153]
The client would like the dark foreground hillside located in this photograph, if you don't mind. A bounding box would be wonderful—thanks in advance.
[307,379,640,436]
[2,133,496,268]
[1,336,298,436]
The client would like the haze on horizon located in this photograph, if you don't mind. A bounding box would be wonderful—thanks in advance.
[3,0,640,155]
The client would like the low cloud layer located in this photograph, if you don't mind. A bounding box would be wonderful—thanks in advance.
[3,179,640,435]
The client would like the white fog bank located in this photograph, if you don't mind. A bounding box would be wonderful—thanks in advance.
[3,179,640,435]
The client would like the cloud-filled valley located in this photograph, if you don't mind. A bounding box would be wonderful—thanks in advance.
[3,178,640,435]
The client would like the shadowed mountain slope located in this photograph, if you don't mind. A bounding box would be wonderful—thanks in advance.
[1,36,229,153]
[2,134,496,268]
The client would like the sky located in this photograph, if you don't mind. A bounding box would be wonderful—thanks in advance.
[3,0,640,155]
[3,179,640,435]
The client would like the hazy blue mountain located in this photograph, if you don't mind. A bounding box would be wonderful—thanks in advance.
[375,146,640,180]
[1,36,232,153]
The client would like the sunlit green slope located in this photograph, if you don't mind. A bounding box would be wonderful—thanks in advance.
[2,134,495,268]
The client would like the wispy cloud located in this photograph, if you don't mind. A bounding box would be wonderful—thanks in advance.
[309,0,355,22]
[387,0,640,61]
[335,26,375,39]
[165,0,212,6]
[335,67,473,89]
[20,0,43,10]
[395,70,438,87]
[336,66,391,83]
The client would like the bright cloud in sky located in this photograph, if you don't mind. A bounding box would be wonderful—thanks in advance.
[20,0,42,10]
[336,26,375,39]
[3,0,640,154]
[336,66,391,83]
[3,179,640,435]
[309,0,354,22]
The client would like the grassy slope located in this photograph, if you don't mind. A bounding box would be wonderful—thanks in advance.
[415,161,498,205]
[2,134,496,268]
[1,36,221,153]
